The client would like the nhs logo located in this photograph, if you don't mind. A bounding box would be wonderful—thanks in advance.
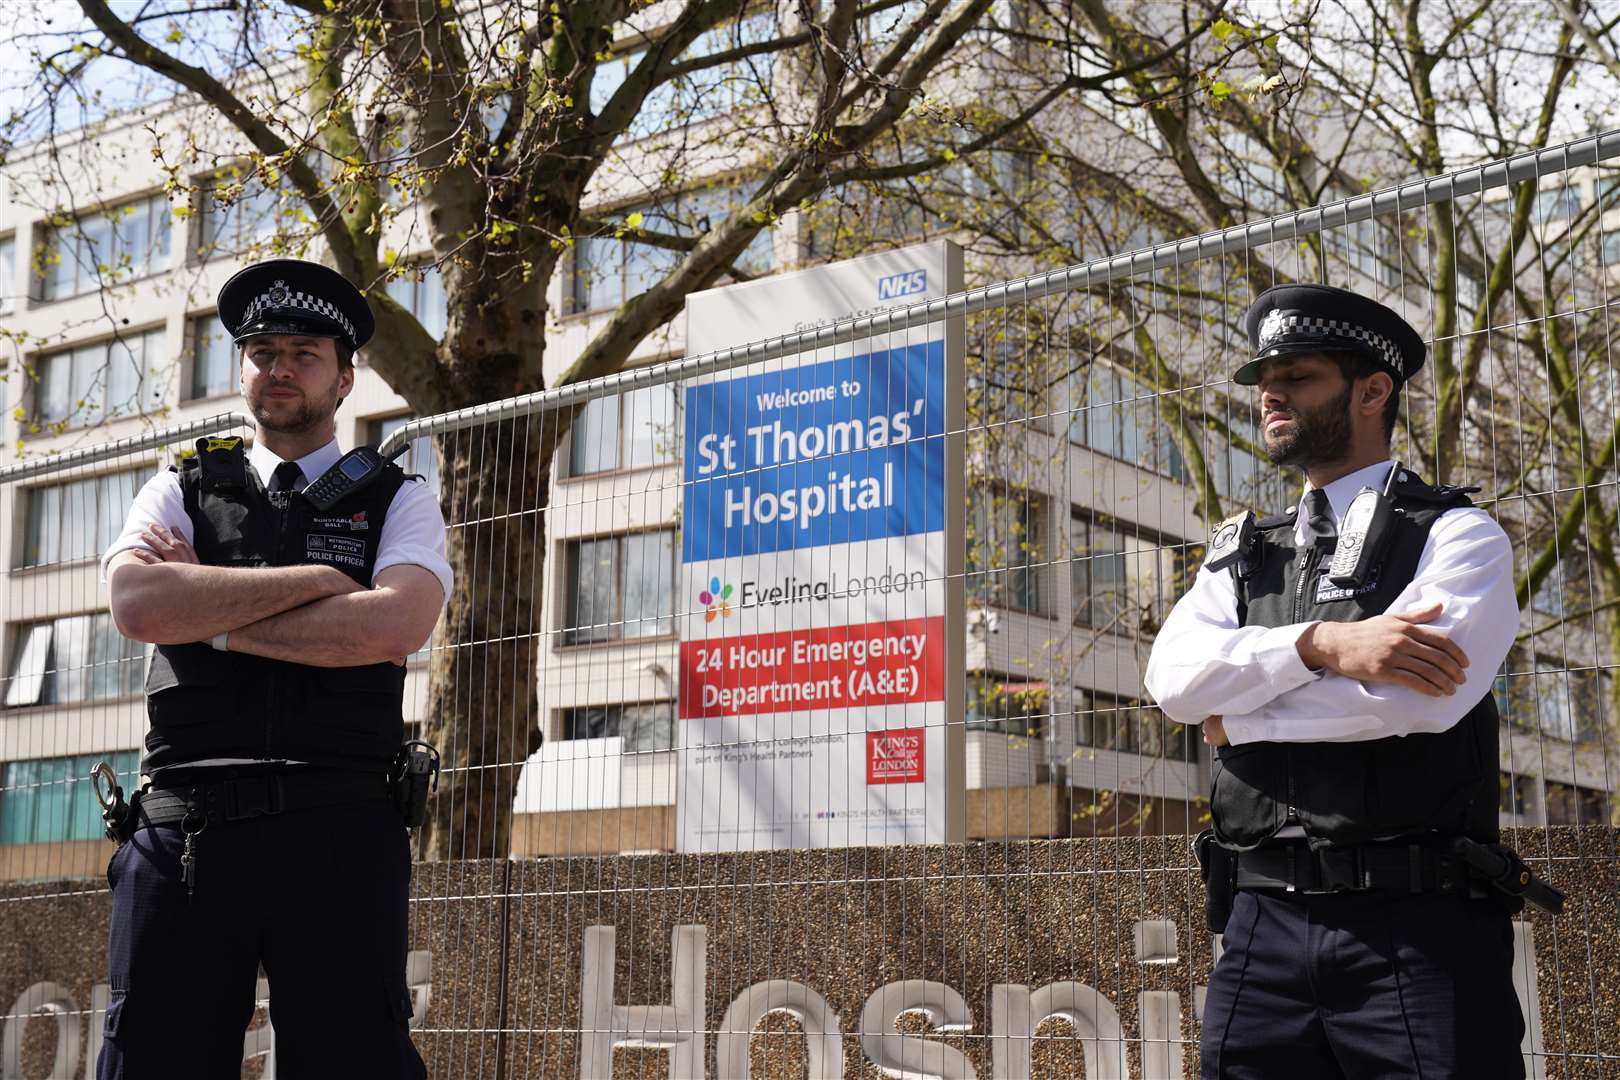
[876,269,927,300]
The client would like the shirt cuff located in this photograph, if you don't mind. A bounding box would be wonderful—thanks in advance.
[1217,624,1320,746]
[373,547,453,609]
[1255,622,1323,691]
[1220,712,1268,745]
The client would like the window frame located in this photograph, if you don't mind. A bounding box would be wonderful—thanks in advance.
[967,485,1049,618]
[186,310,239,402]
[3,612,145,711]
[558,528,679,648]
[0,233,16,317]
[34,193,172,303]
[556,700,677,753]
[25,325,169,432]
[17,466,146,570]
[561,383,681,480]
[0,749,142,845]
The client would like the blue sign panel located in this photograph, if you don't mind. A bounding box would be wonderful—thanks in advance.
[682,342,945,563]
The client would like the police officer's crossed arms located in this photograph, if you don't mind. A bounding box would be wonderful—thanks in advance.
[1145,284,1556,1080]
[97,260,449,1080]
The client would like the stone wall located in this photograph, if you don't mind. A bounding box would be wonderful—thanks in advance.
[2,830,1614,1078]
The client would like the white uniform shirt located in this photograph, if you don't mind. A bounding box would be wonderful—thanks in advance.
[102,437,453,605]
[1143,459,1519,745]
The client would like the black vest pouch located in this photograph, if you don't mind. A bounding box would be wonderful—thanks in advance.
[146,643,235,722]
[1211,742,1289,849]
[1291,743,1373,843]
[309,663,410,743]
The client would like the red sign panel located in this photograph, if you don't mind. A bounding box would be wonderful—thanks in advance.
[866,729,925,784]
[678,616,945,719]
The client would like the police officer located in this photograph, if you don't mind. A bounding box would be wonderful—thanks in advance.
[100,259,449,1078]
[1144,283,1530,1078]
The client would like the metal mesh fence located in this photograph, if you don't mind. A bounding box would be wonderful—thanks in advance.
[2,132,1619,1076]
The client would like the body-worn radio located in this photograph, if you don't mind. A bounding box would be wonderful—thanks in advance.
[1326,462,1401,588]
[302,446,396,511]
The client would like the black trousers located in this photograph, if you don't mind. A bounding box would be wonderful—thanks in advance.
[98,798,426,1079]
[1200,888,1525,1079]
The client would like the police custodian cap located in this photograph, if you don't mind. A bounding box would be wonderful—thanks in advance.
[217,258,375,350]
[1235,283,1425,386]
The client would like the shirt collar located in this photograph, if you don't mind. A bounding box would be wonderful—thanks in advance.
[1293,458,1395,545]
[249,437,342,489]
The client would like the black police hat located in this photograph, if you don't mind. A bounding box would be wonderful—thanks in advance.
[217,258,374,350]
[1235,283,1425,386]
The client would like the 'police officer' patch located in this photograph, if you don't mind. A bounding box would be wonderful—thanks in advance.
[306,534,366,569]
[1316,569,1380,603]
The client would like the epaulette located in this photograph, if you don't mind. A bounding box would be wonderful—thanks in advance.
[1389,469,1480,507]
[1255,506,1297,530]
[193,435,249,492]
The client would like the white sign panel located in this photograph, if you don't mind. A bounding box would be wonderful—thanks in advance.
[678,241,965,851]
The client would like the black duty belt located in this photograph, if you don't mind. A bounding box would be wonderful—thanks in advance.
[135,770,389,829]
[1234,842,1472,896]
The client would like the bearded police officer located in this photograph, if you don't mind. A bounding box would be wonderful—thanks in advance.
[99,259,448,1078]
[1145,283,1549,1078]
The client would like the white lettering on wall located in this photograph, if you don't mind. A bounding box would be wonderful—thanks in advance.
[859,981,976,1080]
[579,924,707,1080]
[715,980,844,1080]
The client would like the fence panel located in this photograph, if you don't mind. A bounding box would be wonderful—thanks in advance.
[2,132,1619,1077]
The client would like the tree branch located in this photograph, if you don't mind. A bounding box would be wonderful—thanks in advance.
[76,0,358,271]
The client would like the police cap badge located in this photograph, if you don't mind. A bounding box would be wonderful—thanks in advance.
[217,258,375,350]
[1235,283,1425,387]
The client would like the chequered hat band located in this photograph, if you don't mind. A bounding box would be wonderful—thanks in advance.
[239,280,357,343]
[1258,313,1403,378]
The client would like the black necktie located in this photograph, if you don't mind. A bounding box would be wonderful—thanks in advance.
[1304,488,1337,550]
[269,461,303,507]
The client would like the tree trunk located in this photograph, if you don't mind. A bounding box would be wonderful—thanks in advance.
[418,417,551,861]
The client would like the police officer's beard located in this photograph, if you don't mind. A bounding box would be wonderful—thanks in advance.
[250,378,341,434]
[1264,383,1354,468]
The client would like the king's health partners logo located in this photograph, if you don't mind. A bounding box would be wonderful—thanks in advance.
[699,577,734,622]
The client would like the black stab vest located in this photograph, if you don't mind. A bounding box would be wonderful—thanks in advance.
[1211,474,1501,850]
[142,436,409,772]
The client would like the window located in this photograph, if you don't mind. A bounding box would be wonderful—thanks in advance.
[572,185,777,313]
[1067,364,1186,481]
[1533,183,1578,222]
[1070,513,1126,631]
[965,675,1046,737]
[1526,658,1607,743]
[1076,692,1192,760]
[589,13,777,141]
[195,170,291,261]
[29,328,167,429]
[384,262,448,340]
[0,750,141,845]
[1601,229,1620,266]
[189,314,237,400]
[558,701,675,752]
[562,530,676,644]
[36,194,171,301]
[20,469,144,569]
[4,614,144,709]
[1544,782,1610,827]
[968,489,1046,615]
[364,415,441,496]
[1499,772,1535,818]
[567,385,679,476]
[0,234,15,315]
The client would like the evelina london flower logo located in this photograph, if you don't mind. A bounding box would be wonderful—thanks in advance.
[699,577,734,622]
